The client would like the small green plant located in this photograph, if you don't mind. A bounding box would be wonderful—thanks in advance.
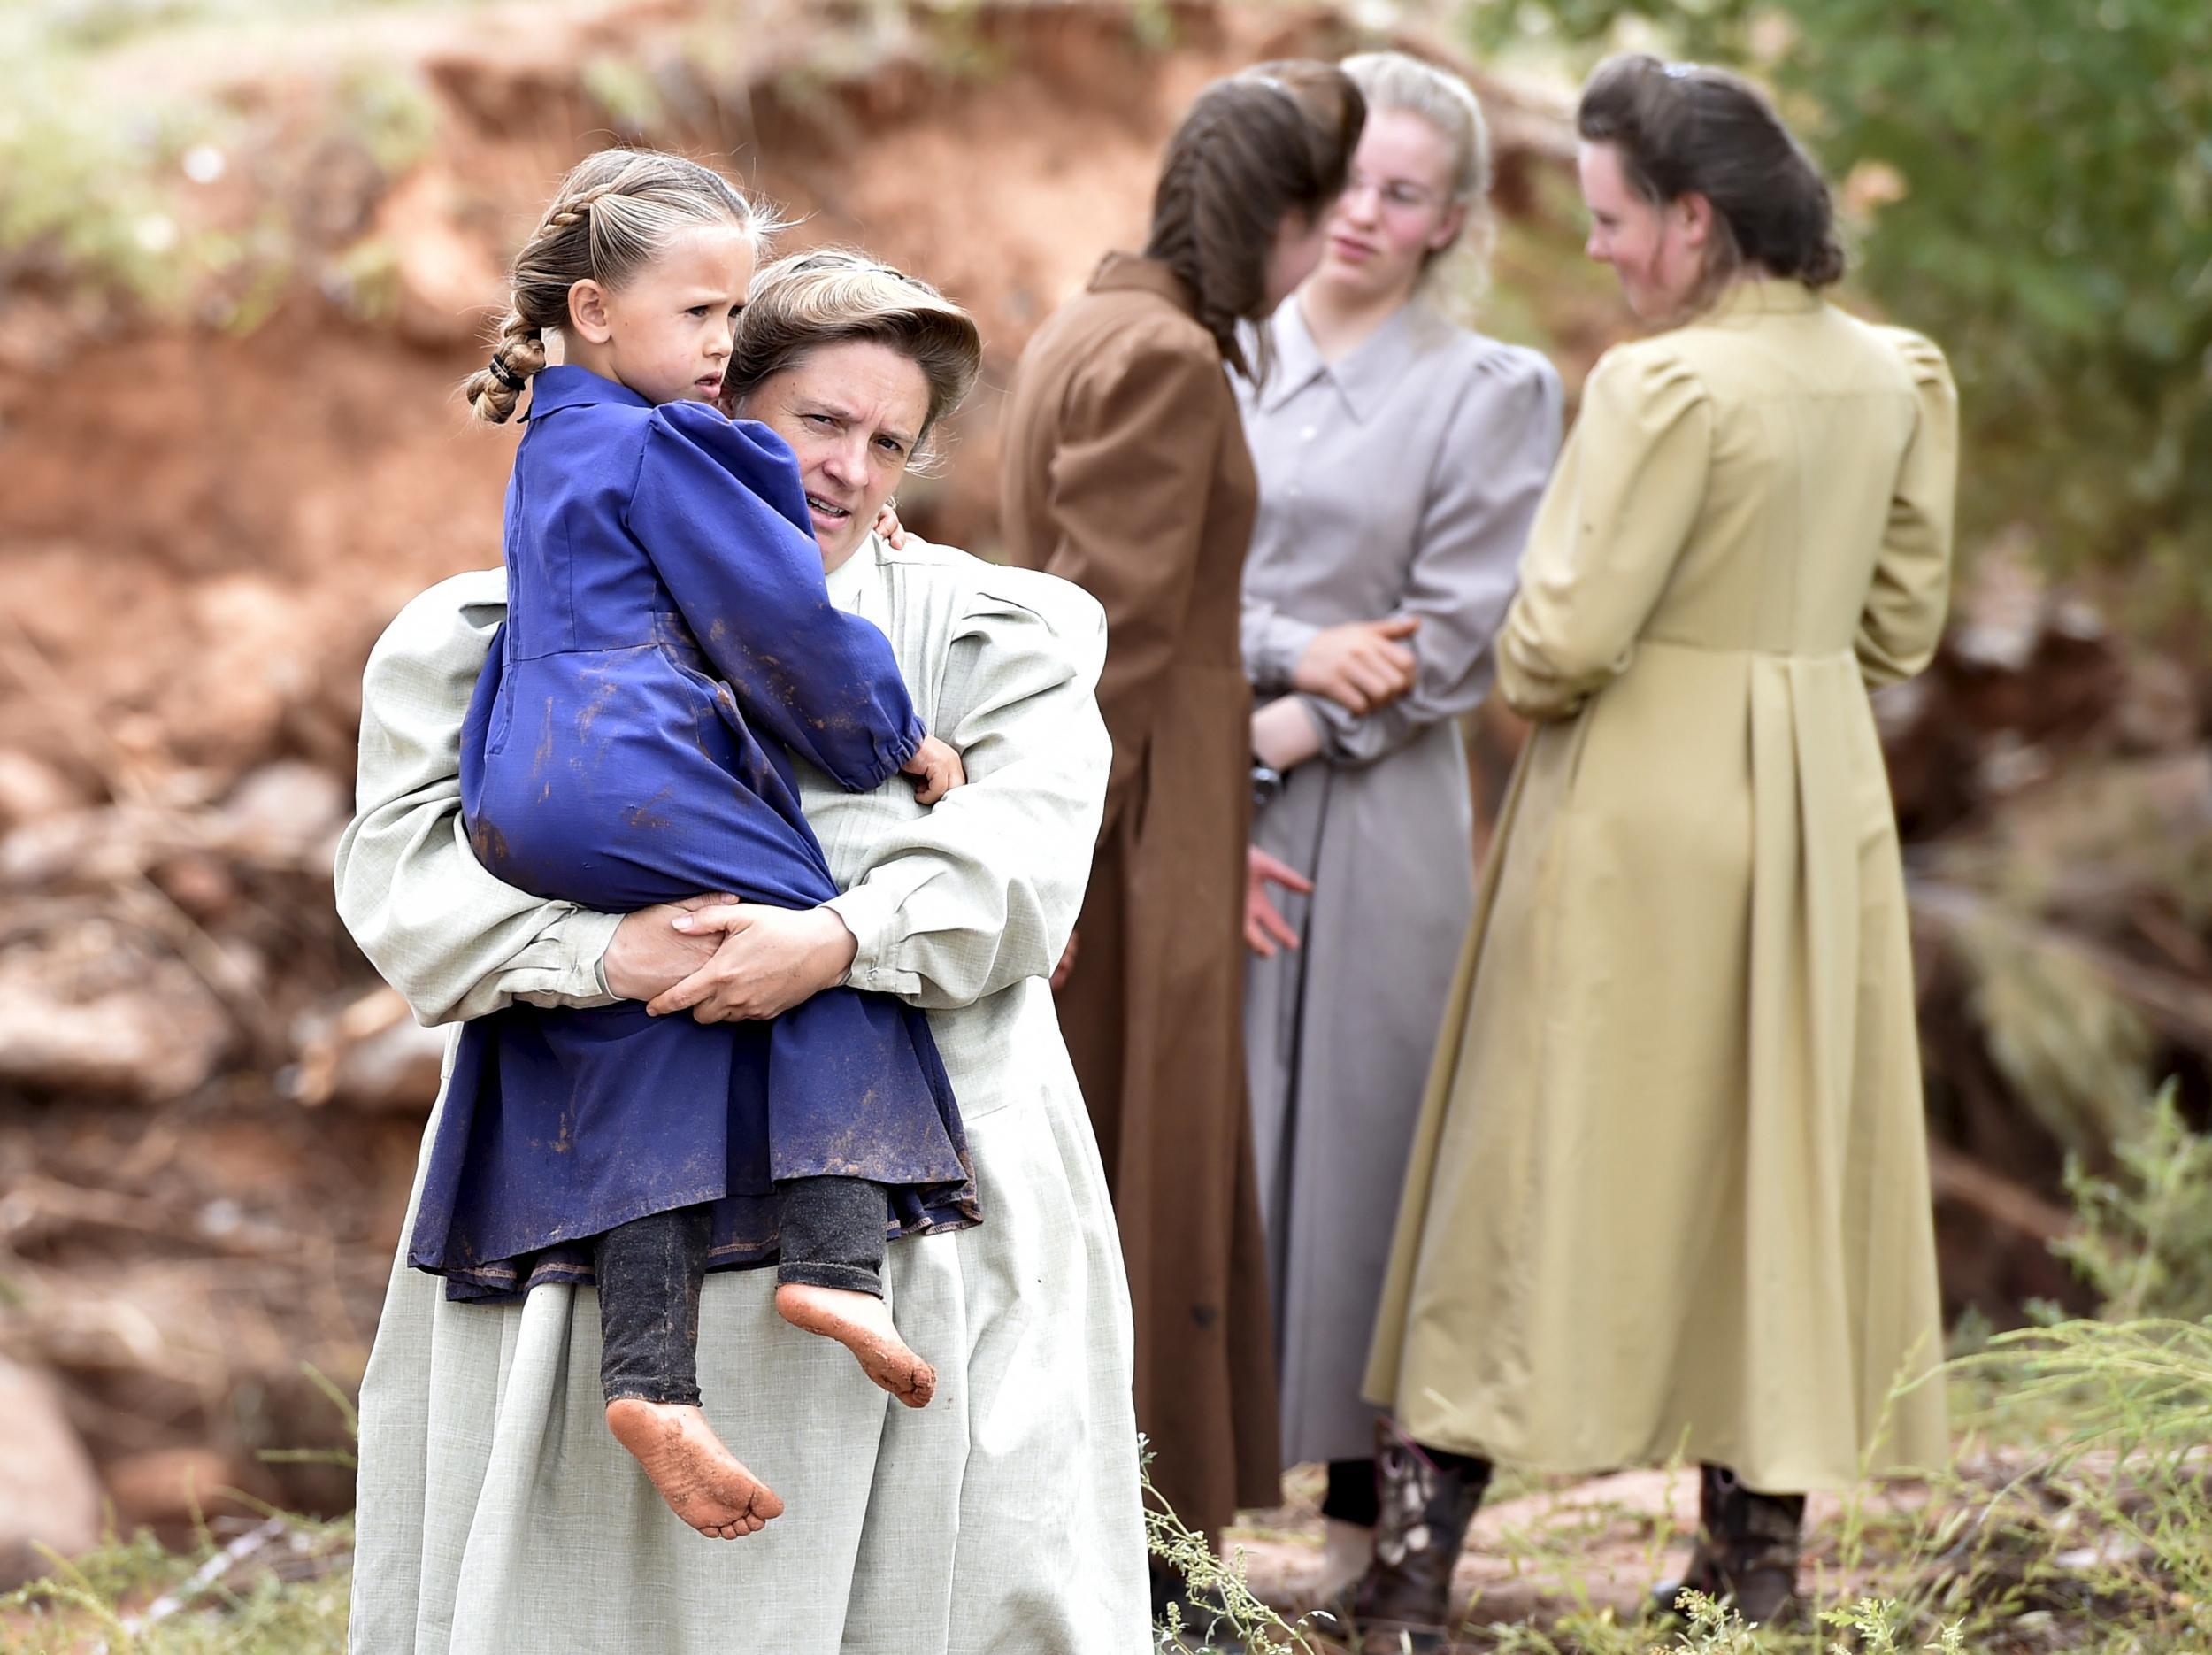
[0,1515,352,1654]
[1143,1442,1317,1653]
[2056,1080,2212,1320]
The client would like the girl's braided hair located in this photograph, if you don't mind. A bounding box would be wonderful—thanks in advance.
[1143,61,1365,381]
[463,148,782,423]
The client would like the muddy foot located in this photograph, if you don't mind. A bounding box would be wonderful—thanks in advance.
[774,1282,936,1407]
[603,1399,785,1539]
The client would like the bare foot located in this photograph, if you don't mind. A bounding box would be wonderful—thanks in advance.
[603,1398,785,1539]
[774,1282,936,1407]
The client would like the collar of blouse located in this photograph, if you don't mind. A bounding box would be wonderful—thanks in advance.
[1251,294,1436,421]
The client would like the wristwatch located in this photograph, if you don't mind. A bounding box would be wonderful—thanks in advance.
[1251,758,1286,809]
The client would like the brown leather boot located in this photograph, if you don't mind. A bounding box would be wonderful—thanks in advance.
[1650,1464,1805,1628]
[1350,1420,1491,1654]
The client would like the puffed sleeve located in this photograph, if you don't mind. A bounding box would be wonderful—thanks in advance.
[627,401,924,789]
[1856,328,1959,689]
[334,571,620,1027]
[1301,349,1565,763]
[1036,329,1228,841]
[822,572,1110,1012]
[1497,342,1711,721]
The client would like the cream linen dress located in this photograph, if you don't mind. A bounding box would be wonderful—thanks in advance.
[335,534,1148,1653]
[1364,281,1959,1492]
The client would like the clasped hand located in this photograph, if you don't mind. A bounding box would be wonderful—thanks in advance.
[1293,616,1419,713]
[603,896,859,1022]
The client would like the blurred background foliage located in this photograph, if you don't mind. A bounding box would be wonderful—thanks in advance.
[1469,0,2212,624]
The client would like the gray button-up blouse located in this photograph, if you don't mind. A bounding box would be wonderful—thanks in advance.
[1235,294,1563,1466]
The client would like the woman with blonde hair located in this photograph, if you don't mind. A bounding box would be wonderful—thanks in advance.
[1233,50,1563,1605]
[1354,55,1956,1649]
[998,62,1364,1602]
[342,245,1148,1652]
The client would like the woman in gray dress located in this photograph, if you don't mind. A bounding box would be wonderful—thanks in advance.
[1236,50,1563,1599]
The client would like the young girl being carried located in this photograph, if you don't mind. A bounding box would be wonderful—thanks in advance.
[398,148,975,1540]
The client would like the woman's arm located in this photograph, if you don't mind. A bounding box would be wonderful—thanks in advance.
[1300,353,1565,759]
[1856,328,1959,689]
[1497,343,1710,721]
[664,571,1111,1016]
[826,573,1110,1010]
[1241,594,1324,695]
[629,403,923,791]
[334,571,623,1026]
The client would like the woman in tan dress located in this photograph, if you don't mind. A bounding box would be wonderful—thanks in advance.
[998,61,1364,1605]
[1354,56,1959,1649]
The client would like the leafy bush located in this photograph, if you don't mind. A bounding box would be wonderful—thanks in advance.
[2056,1081,2212,1320]
[1471,0,2212,611]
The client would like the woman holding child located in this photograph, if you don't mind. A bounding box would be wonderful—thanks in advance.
[339,198,1148,1651]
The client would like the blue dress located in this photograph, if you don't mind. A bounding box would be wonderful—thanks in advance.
[407,366,977,1302]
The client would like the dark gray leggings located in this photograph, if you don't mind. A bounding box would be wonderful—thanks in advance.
[594,1176,889,1406]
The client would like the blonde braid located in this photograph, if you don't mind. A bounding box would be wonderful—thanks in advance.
[464,310,549,424]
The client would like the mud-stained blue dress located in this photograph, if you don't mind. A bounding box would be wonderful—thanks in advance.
[406,366,977,1301]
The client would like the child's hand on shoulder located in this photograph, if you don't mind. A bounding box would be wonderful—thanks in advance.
[872,500,909,549]
[902,735,964,804]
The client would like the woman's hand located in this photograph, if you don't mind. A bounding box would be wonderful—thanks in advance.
[648,903,860,1022]
[1245,846,1313,958]
[1293,617,1419,713]
[902,735,965,804]
[872,500,909,549]
[603,896,731,1001]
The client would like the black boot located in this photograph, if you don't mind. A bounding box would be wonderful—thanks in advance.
[1650,1464,1805,1628]
[1350,1420,1491,1654]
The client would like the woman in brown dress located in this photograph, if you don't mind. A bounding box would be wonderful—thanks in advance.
[998,60,1364,1613]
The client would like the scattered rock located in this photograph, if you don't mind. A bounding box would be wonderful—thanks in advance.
[216,759,349,865]
[0,750,88,831]
[288,986,446,1112]
[151,850,243,922]
[0,924,233,1102]
[0,1356,104,1588]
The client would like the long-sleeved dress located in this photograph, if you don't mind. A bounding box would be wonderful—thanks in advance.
[1363,281,1959,1492]
[998,251,1280,1542]
[335,535,1148,1654]
[413,365,972,1300]
[1235,297,1561,1469]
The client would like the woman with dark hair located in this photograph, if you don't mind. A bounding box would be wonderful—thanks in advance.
[1352,54,1957,1648]
[999,59,1364,1587]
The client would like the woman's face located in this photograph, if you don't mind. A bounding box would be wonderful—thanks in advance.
[735,339,932,570]
[1316,107,1465,306]
[1578,140,1709,321]
[1261,206,1333,311]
